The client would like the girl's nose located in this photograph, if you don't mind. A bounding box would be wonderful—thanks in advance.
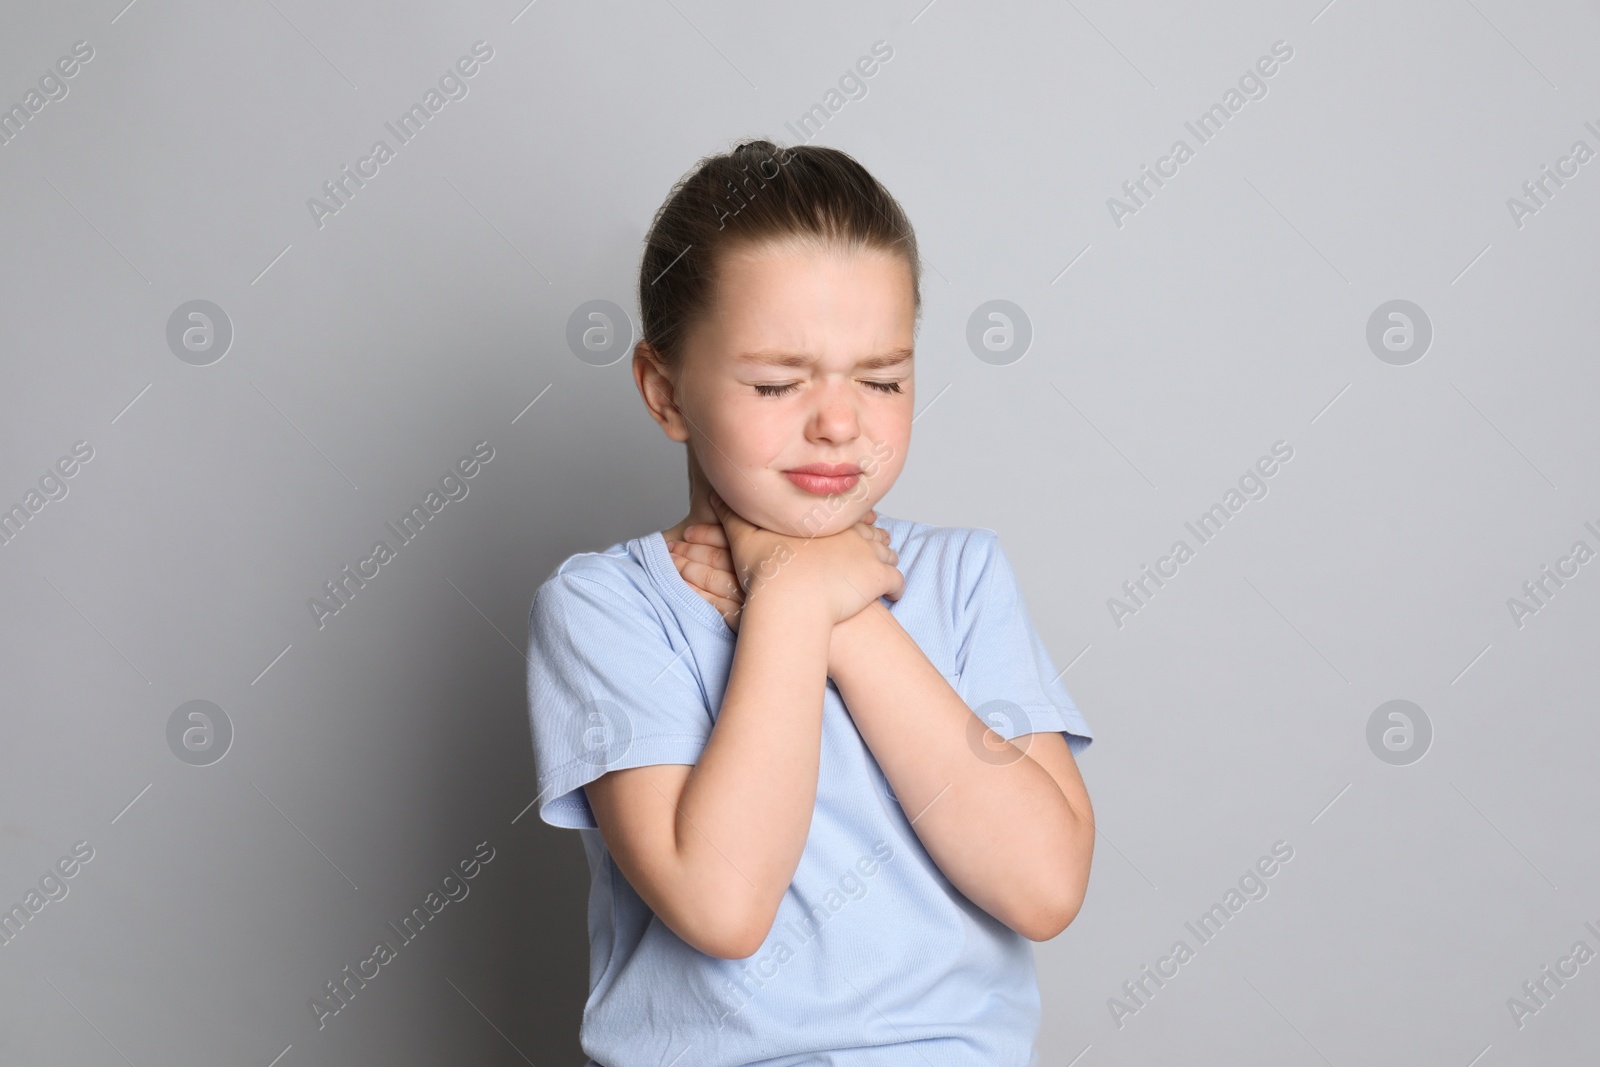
[807,379,861,443]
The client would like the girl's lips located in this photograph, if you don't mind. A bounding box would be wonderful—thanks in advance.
[783,471,861,495]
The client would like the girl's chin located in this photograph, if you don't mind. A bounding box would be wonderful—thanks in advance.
[763,505,871,538]
[711,483,875,536]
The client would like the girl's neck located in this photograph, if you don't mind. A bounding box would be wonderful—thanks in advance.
[662,454,717,543]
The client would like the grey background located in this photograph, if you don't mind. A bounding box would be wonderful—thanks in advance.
[2,0,1597,1064]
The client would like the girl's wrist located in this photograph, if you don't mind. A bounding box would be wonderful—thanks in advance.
[742,576,834,634]
[827,606,877,675]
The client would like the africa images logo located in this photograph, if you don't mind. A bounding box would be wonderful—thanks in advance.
[309,841,496,1030]
[1106,40,1295,228]
[711,841,896,1031]
[1107,840,1295,1028]
[308,441,495,630]
[306,41,495,230]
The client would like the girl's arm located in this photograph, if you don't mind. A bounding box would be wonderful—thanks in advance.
[584,583,831,959]
[584,510,901,960]
[669,522,1093,940]
[825,604,1094,940]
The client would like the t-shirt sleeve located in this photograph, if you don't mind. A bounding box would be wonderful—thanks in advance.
[954,530,1095,756]
[526,571,713,829]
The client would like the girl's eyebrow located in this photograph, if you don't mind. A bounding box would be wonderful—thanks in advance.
[736,347,914,370]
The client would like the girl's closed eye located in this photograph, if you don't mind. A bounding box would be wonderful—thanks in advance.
[753,379,904,397]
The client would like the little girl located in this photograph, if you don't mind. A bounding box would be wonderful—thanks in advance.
[526,140,1095,1067]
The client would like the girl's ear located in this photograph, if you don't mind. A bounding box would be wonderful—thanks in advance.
[633,342,689,442]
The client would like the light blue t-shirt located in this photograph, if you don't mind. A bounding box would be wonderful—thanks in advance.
[525,514,1094,1067]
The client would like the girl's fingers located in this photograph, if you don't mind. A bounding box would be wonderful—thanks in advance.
[669,538,713,560]
[670,558,743,631]
[683,522,728,547]
[707,591,743,629]
[669,540,735,579]
[857,523,890,546]
[671,553,738,603]
[708,491,751,533]
[675,554,743,601]
[669,540,717,573]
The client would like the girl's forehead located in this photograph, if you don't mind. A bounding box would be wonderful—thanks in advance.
[673,242,915,367]
[701,310,914,366]
[708,246,914,322]
[720,237,905,274]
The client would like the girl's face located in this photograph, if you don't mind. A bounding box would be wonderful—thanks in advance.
[642,240,915,538]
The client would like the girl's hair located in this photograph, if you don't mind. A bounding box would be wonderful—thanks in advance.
[638,140,921,368]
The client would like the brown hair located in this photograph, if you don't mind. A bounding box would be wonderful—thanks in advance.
[637,139,921,368]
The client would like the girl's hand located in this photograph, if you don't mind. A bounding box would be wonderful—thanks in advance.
[667,519,746,633]
[668,505,883,634]
[709,491,900,626]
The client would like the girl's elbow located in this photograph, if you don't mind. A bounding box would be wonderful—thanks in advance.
[708,929,767,960]
[696,908,771,959]
[675,894,776,960]
[1008,866,1088,941]
[1016,893,1084,941]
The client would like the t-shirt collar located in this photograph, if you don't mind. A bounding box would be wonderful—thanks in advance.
[638,529,737,636]
[636,516,903,637]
